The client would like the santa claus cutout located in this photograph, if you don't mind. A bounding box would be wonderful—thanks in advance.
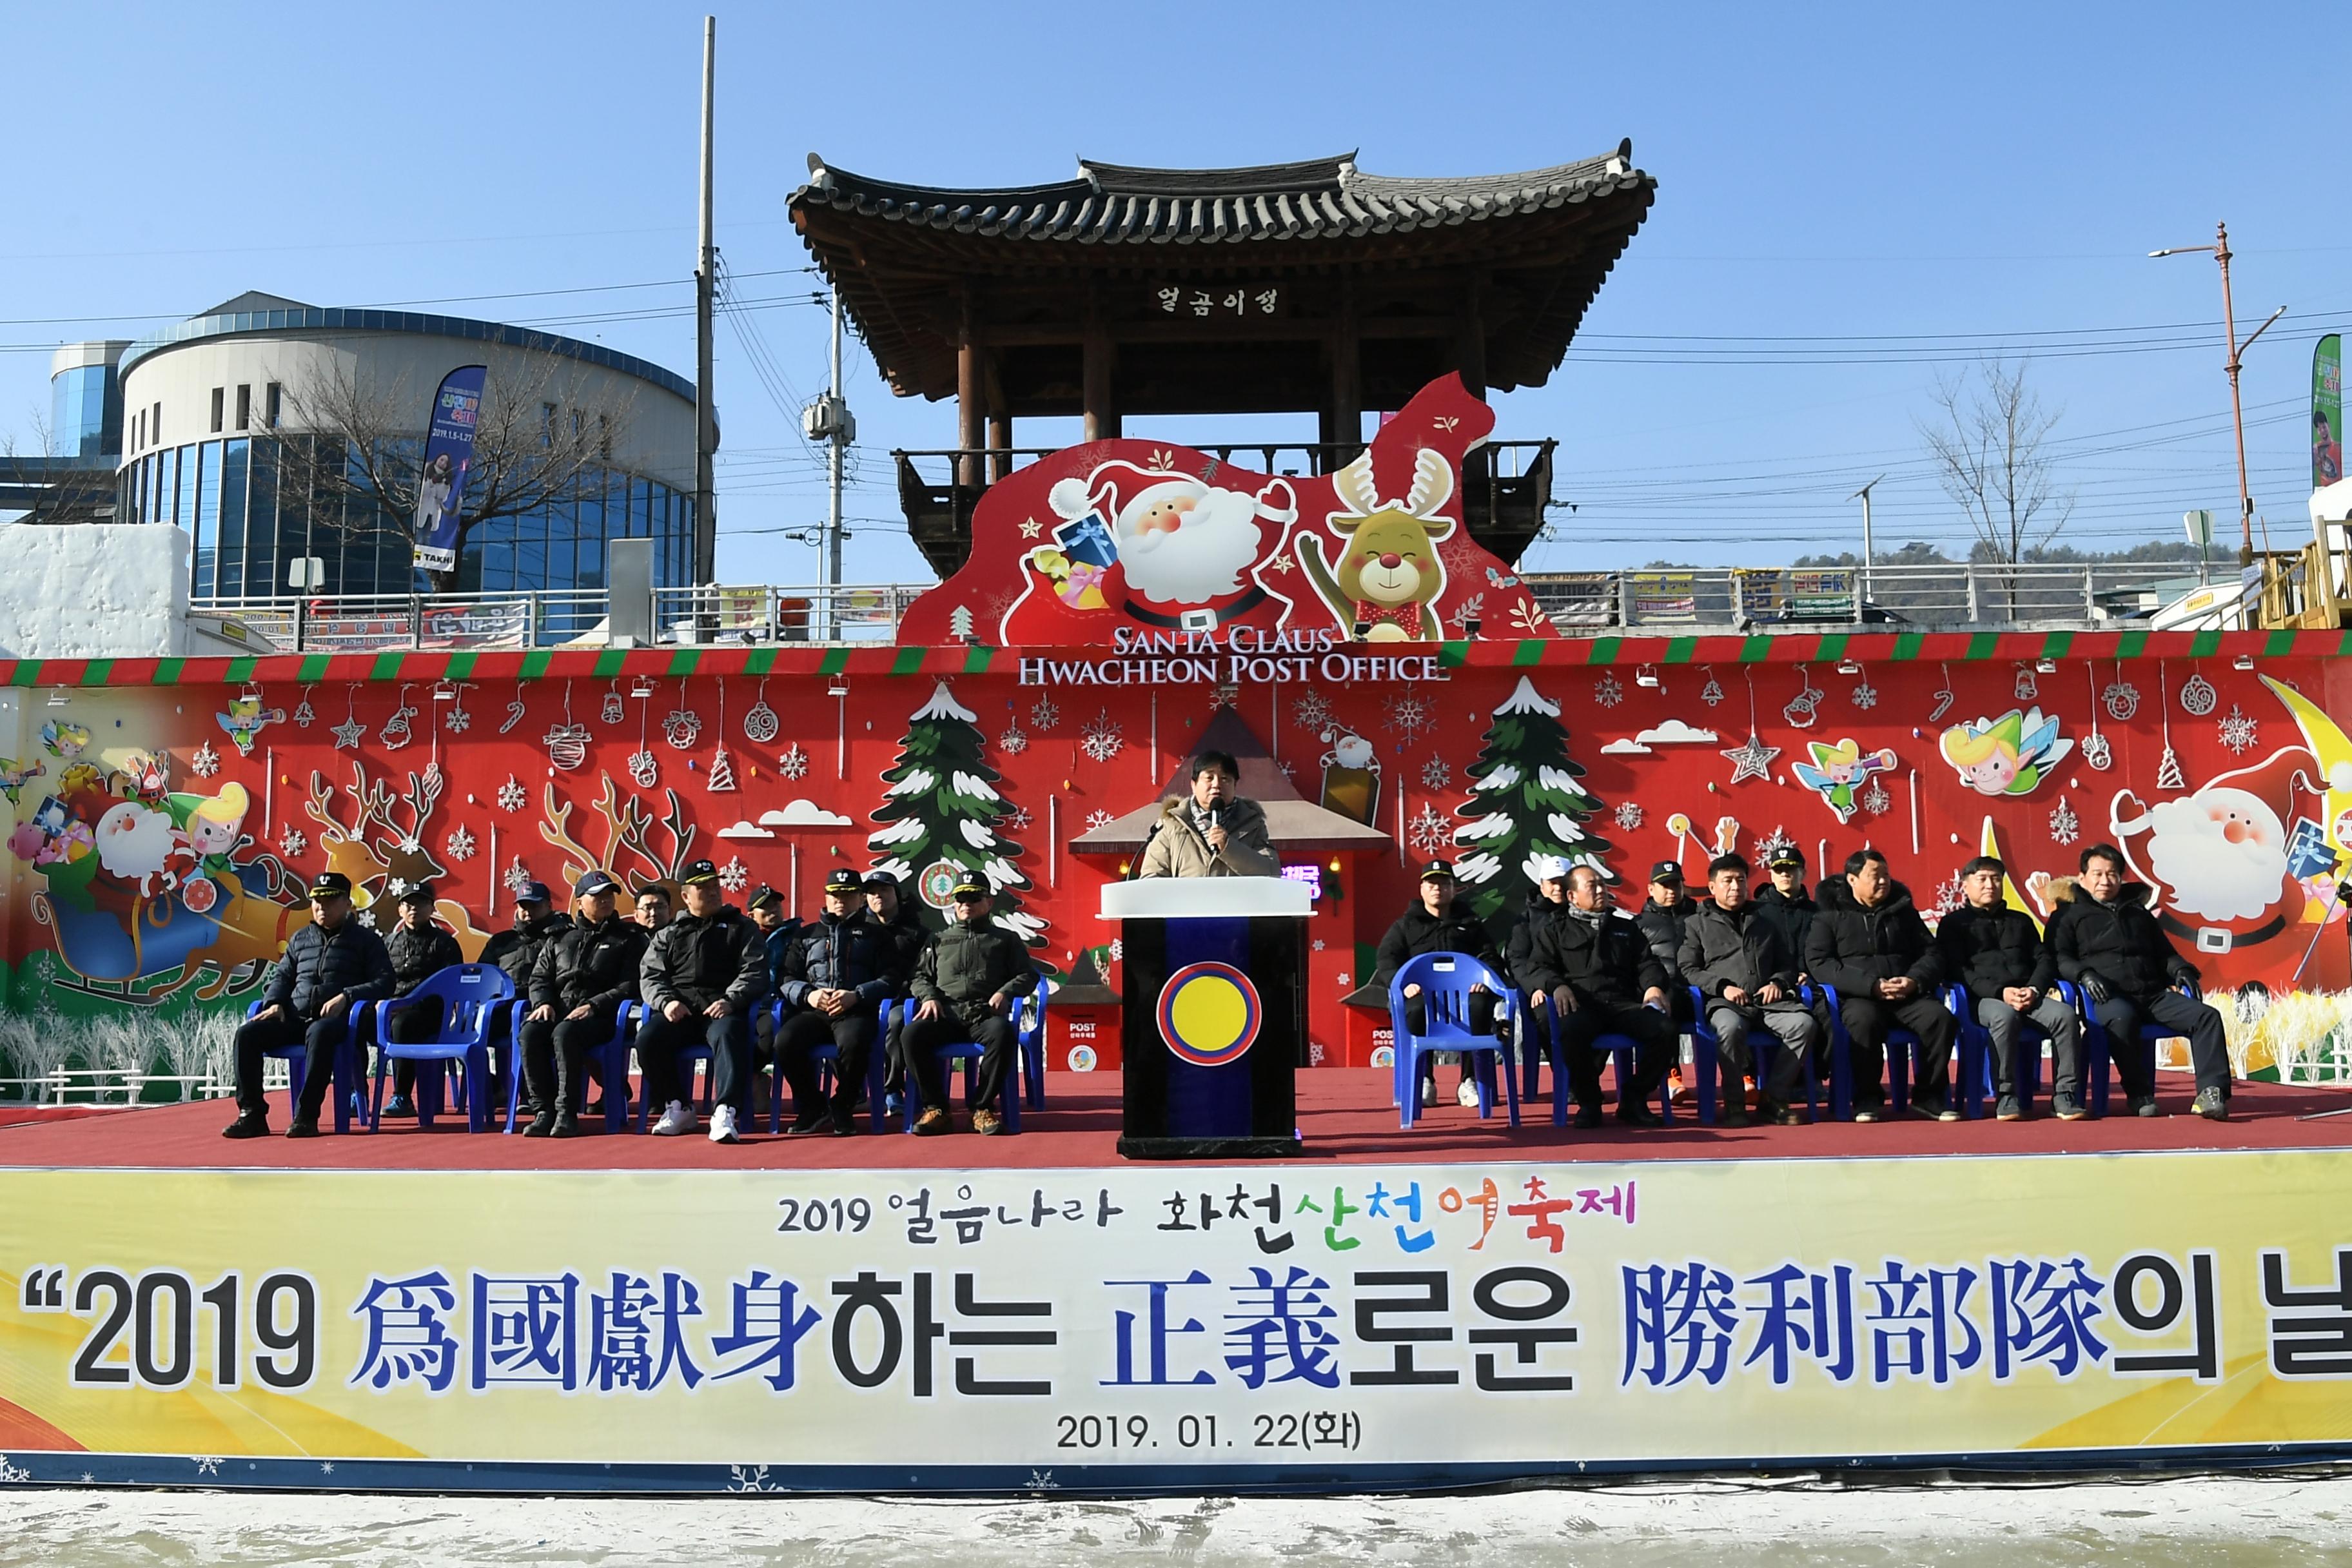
[1030,462,1299,636]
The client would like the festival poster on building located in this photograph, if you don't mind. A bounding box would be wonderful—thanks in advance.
[2317,334,2342,490]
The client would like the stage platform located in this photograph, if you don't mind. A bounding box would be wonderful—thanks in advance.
[3,1069,2350,1171]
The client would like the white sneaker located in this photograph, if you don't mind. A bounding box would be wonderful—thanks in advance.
[708,1104,739,1144]
[1457,1078,1484,1109]
[651,1100,698,1137]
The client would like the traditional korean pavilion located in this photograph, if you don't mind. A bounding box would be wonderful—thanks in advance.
[787,144,1655,574]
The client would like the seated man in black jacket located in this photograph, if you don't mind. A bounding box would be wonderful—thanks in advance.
[1680,853,1818,1126]
[223,871,396,1139]
[1520,864,1672,1128]
[2048,842,2231,1121]
[1752,847,1819,982]
[1805,848,1957,1122]
[1934,855,2083,1121]
[636,859,769,1144]
[378,881,462,1118]
[864,868,929,1114]
[904,879,1039,1136]
[774,868,897,1136]
[1371,860,1504,1108]
[519,870,648,1137]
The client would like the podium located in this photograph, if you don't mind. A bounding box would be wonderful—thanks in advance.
[1104,877,1309,1160]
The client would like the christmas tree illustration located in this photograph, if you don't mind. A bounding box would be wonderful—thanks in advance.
[1451,675,1616,920]
[868,681,1047,954]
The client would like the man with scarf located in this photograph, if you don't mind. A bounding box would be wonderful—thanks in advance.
[1519,863,1674,1128]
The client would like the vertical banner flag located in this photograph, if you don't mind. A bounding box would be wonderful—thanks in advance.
[2316,334,2342,489]
[413,364,489,572]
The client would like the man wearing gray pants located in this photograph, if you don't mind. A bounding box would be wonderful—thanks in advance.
[1934,856,2083,1121]
[1679,853,1819,1126]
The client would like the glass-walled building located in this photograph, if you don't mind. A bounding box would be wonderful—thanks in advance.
[50,342,129,462]
[115,293,702,600]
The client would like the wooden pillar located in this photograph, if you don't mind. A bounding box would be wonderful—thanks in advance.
[986,411,1012,483]
[1329,272,1362,464]
[1082,288,1119,442]
[956,298,984,489]
[1455,273,1487,400]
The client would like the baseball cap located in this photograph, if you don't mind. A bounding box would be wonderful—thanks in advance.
[514,879,554,906]
[951,876,992,900]
[823,869,862,895]
[307,870,354,899]
[1419,859,1456,882]
[1647,860,1683,885]
[1767,846,1806,870]
[747,883,783,911]
[395,881,436,905]
[861,867,899,888]
[1533,855,1573,881]
[679,859,721,886]
[573,870,622,897]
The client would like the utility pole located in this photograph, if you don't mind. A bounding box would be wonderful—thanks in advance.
[2152,222,2288,567]
[692,14,717,583]
[1848,473,1884,617]
[803,281,856,639]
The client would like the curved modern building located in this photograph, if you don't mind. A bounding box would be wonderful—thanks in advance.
[113,292,701,600]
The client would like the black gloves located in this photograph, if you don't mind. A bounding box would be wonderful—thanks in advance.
[2078,971,2112,1004]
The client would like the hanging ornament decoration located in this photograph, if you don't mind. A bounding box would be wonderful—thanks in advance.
[2014,662,2039,701]
[1752,825,1795,866]
[1928,663,1955,725]
[291,687,317,729]
[1208,684,1240,712]
[499,680,529,735]
[1860,775,1893,817]
[1030,694,1063,732]
[1420,756,1452,791]
[2179,669,2218,717]
[602,685,627,727]
[278,827,308,858]
[1406,803,1454,857]
[188,741,221,779]
[777,743,809,781]
[330,687,366,751]
[1592,674,1625,710]
[2048,796,2079,846]
[2217,704,2259,756]
[444,825,477,862]
[717,856,750,894]
[705,679,737,791]
[2155,662,2186,792]
[442,685,473,733]
[504,859,538,897]
[1079,710,1124,763]
[2102,668,2141,721]
[743,680,780,745]
[2157,747,2187,792]
[496,776,527,813]
[999,723,1030,757]
[627,688,660,789]
[2081,732,2113,772]
[1289,690,1331,734]
[1698,667,1727,707]
[2080,665,2114,772]
[1723,672,1783,785]
[1389,692,1436,742]
[544,681,589,772]
[378,687,419,750]
[662,680,703,751]
[1781,667,1824,729]
[1614,800,1645,831]
[1849,665,1879,710]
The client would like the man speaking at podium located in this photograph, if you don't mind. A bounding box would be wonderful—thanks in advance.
[1139,749,1281,879]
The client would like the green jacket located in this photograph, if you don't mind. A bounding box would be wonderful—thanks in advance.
[910,917,1038,1028]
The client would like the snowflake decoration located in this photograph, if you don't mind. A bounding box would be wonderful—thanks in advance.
[1850,683,1879,711]
[384,877,411,900]
[1028,695,1061,730]
[2103,680,2141,721]
[1084,809,1114,831]
[1930,874,1965,918]
[504,859,536,896]
[189,741,220,779]
[1388,693,1436,743]
[1291,690,1334,733]
[717,856,749,893]
[1860,776,1892,817]
[1699,674,1726,707]
[2157,746,2186,792]
[2179,673,2218,717]
[2049,796,2079,846]
[1208,684,1240,712]
[2081,732,2113,772]
[444,826,476,862]
[356,909,377,930]
[291,696,315,729]
[1006,805,1033,832]
[1109,938,1123,962]
[1614,801,1645,831]
[627,749,660,789]
[662,709,703,750]
[277,827,308,858]
[999,725,1029,757]
[1420,756,1453,791]
[1406,803,1455,857]
[777,743,809,780]
[1752,826,1795,865]
[1078,711,1123,763]
[2218,705,2258,756]
[496,776,527,813]
[1592,674,1625,709]
[442,703,471,734]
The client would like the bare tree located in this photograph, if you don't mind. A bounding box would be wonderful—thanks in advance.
[1919,360,2075,603]
[273,344,637,591]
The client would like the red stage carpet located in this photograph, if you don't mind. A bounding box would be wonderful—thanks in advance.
[2,1069,2347,1171]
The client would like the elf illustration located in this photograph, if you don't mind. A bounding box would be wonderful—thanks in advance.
[1939,707,2071,797]
[216,695,284,756]
[1793,738,1898,823]
[0,756,44,805]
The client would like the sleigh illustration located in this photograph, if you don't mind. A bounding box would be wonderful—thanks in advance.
[30,861,302,1001]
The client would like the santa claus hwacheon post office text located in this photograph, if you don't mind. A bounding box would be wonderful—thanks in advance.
[1020,627,1444,689]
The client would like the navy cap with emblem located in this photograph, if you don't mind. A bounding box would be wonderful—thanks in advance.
[574,869,621,897]
[1419,859,1457,882]
[679,859,721,886]
[1648,860,1683,885]
[306,870,354,899]
[514,879,553,906]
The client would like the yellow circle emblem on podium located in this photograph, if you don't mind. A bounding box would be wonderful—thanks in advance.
[1157,961,1262,1066]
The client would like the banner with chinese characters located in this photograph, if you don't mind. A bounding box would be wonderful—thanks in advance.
[3,1151,2350,1491]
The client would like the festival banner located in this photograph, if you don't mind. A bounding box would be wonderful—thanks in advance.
[411,365,488,573]
[3,1150,2350,1491]
[2317,334,2342,490]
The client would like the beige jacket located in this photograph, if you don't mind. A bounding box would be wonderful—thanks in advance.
[1137,795,1282,879]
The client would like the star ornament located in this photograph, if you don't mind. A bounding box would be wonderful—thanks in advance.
[1019,518,1043,539]
[1722,734,1781,785]
[330,716,366,750]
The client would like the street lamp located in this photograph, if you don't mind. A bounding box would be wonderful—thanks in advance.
[2151,222,2289,565]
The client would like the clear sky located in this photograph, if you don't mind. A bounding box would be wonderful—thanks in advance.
[3,1,2342,583]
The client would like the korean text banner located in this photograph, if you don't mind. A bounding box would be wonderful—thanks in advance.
[3,1152,2349,1493]
[2317,334,2342,490]
[411,364,487,573]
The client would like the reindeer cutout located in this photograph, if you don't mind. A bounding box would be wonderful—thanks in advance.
[1296,447,1457,642]
[300,763,449,906]
[539,777,701,892]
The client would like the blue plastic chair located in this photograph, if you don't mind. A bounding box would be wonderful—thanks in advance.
[1685,984,1816,1128]
[1946,984,2055,1119]
[1389,953,1520,1130]
[242,997,375,1133]
[897,994,1037,1132]
[1529,1000,1679,1126]
[369,964,514,1133]
[1021,979,1053,1111]
[765,997,893,1134]
[500,999,642,1133]
[2061,978,2198,1117]
[1814,983,1957,1121]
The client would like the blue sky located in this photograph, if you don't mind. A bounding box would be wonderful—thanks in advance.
[4,1,2342,582]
